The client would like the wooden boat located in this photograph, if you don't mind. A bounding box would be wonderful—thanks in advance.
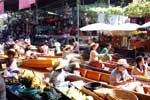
[70,67,150,100]
[6,85,71,100]
[43,67,150,100]
[19,57,58,70]
[80,64,150,83]
[37,54,62,58]
[80,61,133,75]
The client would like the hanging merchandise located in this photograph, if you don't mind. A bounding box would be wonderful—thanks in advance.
[29,0,36,5]
[19,0,36,10]
[0,1,4,14]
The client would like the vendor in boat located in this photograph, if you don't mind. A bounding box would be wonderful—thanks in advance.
[62,45,73,59]
[72,37,79,53]
[132,56,147,76]
[57,45,80,72]
[110,59,144,94]
[2,49,19,78]
[100,43,112,62]
[25,45,38,59]
[89,43,104,69]
[54,40,62,54]
[40,41,50,55]
[48,62,71,89]
[0,75,6,100]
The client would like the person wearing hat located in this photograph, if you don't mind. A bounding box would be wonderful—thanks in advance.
[48,62,71,89]
[89,42,104,68]
[2,49,19,78]
[25,45,38,59]
[62,45,73,59]
[39,41,50,55]
[110,59,144,94]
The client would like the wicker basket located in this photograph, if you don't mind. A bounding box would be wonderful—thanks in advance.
[94,88,138,100]
[110,89,138,100]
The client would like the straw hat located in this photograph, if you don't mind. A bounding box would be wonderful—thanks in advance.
[30,46,37,50]
[53,62,64,70]
[7,49,16,56]
[90,42,99,50]
[117,59,129,68]
[63,45,73,51]
[55,65,64,70]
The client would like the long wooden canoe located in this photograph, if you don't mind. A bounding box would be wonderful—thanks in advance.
[80,64,150,82]
[71,67,150,100]
[37,55,62,58]
[19,58,58,70]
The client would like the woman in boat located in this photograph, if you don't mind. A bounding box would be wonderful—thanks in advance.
[132,56,147,76]
[40,41,50,55]
[2,49,19,78]
[89,43,104,69]
[100,43,112,62]
[72,37,79,53]
[110,59,144,94]
[25,45,38,59]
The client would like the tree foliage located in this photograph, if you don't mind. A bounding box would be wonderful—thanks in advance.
[124,1,150,17]
[80,1,150,18]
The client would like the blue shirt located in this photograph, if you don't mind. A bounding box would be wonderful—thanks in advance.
[110,68,131,85]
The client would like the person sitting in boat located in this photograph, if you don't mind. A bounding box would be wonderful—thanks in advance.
[2,49,20,78]
[54,40,62,54]
[14,40,25,57]
[72,37,79,53]
[100,43,112,62]
[110,59,144,94]
[24,35,31,45]
[89,43,104,69]
[132,56,147,76]
[25,45,38,59]
[40,41,50,55]
[48,62,71,89]
[62,45,73,59]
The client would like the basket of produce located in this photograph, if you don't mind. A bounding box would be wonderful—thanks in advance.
[4,77,19,85]
[94,88,138,100]
[18,70,46,90]
[84,82,102,91]
[64,86,94,100]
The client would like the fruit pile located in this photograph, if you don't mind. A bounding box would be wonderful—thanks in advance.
[4,77,19,85]
[65,86,94,100]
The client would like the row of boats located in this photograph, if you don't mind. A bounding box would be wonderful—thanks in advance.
[13,54,150,100]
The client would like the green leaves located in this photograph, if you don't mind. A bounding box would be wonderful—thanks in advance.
[124,2,150,17]
[80,1,150,18]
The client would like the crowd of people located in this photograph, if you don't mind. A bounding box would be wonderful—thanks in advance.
[87,38,150,94]
[0,35,150,99]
